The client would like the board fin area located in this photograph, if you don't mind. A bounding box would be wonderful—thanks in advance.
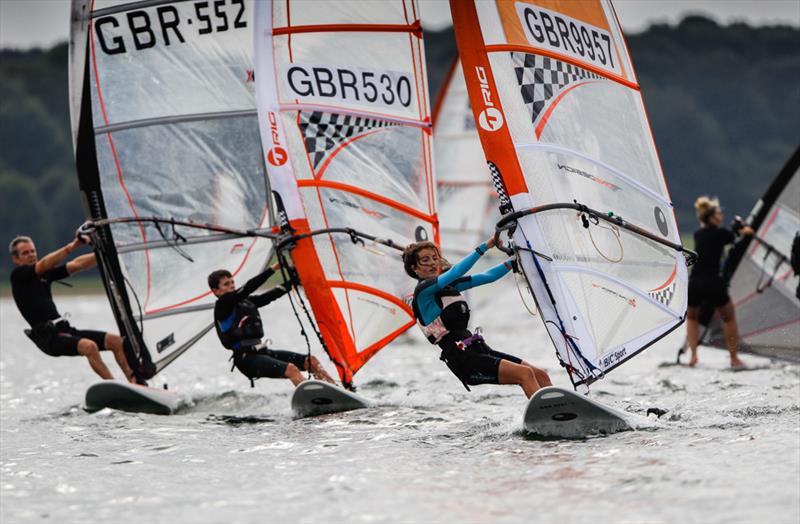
[523,387,633,438]
[85,380,183,416]
[291,380,370,419]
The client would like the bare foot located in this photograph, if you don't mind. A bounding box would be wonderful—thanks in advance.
[688,354,698,367]
[731,358,746,370]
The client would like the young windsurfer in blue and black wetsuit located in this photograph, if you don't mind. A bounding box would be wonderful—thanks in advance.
[686,197,752,368]
[208,263,335,387]
[403,238,551,398]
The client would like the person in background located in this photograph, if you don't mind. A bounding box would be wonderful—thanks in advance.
[8,235,139,382]
[686,197,753,368]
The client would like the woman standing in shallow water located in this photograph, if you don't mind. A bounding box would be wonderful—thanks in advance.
[403,237,551,398]
[686,196,753,368]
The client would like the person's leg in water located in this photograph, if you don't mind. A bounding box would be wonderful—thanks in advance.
[303,355,335,384]
[103,333,136,383]
[77,338,114,379]
[718,301,745,368]
[497,359,541,398]
[686,305,701,367]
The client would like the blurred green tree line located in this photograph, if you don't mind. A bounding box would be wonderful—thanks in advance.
[1,16,798,280]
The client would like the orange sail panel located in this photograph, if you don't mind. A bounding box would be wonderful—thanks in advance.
[254,1,438,386]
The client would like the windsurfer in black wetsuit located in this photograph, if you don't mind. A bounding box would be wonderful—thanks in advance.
[8,235,140,382]
[403,239,552,398]
[686,197,753,368]
[209,263,335,387]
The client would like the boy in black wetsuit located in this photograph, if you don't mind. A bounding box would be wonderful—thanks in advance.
[208,263,335,386]
[8,235,145,382]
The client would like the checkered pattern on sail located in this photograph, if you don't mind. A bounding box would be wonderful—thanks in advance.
[299,111,396,171]
[511,52,602,125]
[648,282,676,307]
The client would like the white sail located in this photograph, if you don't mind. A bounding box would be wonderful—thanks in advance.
[451,0,691,387]
[69,0,273,374]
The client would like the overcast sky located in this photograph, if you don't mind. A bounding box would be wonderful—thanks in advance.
[1,0,798,49]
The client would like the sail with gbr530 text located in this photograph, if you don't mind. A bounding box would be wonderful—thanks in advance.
[253,0,438,388]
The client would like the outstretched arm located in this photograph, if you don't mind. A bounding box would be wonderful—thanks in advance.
[453,260,514,292]
[436,238,495,289]
[66,253,97,275]
[235,262,279,299]
[250,281,292,308]
[35,237,85,276]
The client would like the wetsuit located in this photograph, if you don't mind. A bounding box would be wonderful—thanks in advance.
[689,226,736,307]
[411,243,521,389]
[10,264,107,357]
[214,267,306,380]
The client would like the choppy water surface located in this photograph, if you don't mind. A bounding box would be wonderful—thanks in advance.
[1,292,798,523]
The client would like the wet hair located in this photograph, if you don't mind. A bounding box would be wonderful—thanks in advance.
[695,196,720,224]
[401,241,448,280]
[208,269,232,290]
[8,236,33,257]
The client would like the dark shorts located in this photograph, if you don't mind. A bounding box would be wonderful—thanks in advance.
[28,324,108,357]
[688,277,731,308]
[440,339,522,387]
[234,348,308,379]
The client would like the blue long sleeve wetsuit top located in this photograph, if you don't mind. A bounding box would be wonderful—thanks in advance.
[412,242,514,332]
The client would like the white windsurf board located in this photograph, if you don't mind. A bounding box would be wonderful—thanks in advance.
[524,386,632,438]
[291,380,370,418]
[85,380,182,415]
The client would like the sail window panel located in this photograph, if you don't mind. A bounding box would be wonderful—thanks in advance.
[330,287,411,353]
[273,0,411,27]
[299,186,427,290]
[116,233,271,315]
[272,32,424,121]
[89,0,254,127]
[517,148,678,243]
[94,118,268,231]
[141,312,214,361]
[531,210,680,311]
[558,271,675,358]
[488,52,665,197]
[313,124,429,214]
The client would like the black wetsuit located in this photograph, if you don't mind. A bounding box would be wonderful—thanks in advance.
[411,244,520,389]
[10,264,107,356]
[688,226,736,307]
[214,267,305,380]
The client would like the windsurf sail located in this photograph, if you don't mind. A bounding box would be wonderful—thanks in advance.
[450,0,693,388]
[253,0,438,387]
[69,0,273,377]
[704,146,800,360]
[433,58,498,257]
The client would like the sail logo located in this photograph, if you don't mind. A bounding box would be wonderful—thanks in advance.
[475,66,504,132]
[266,112,287,167]
[515,3,622,76]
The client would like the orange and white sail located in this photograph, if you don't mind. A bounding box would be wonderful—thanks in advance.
[254,0,438,387]
[450,0,690,387]
[433,58,498,257]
